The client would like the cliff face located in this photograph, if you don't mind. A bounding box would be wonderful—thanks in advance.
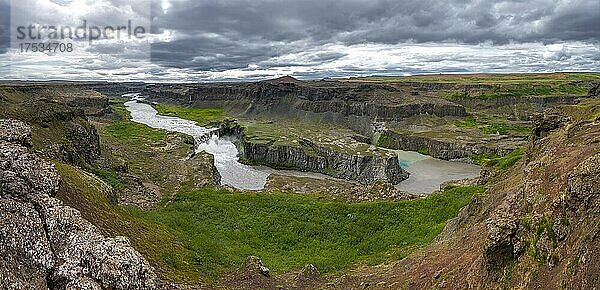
[144,80,468,121]
[589,82,600,98]
[0,85,102,166]
[242,137,409,185]
[294,98,467,120]
[0,119,156,289]
[212,119,408,185]
[377,130,515,160]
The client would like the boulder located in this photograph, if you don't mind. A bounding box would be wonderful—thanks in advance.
[243,256,270,277]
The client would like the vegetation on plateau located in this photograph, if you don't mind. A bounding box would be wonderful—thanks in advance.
[153,103,227,126]
[353,72,600,84]
[454,116,531,135]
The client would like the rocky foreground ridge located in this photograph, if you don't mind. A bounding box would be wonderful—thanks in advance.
[0,119,157,289]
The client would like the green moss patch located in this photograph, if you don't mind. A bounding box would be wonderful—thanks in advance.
[454,116,531,135]
[104,121,166,141]
[471,148,524,170]
[154,103,227,126]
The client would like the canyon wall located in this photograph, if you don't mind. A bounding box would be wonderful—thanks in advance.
[377,130,514,160]
[144,80,468,121]
[242,138,409,185]
[215,120,409,185]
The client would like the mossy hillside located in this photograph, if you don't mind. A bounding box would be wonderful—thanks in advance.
[96,101,210,201]
[53,162,206,284]
[104,121,167,141]
[109,99,132,119]
[444,82,590,100]
[106,101,168,141]
[454,116,531,136]
[130,185,485,278]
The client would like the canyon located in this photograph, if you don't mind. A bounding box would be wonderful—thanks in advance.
[0,73,599,289]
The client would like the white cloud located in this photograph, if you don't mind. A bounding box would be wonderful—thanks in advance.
[2,40,598,81]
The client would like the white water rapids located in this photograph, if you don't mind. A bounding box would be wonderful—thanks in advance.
[124,97,269,190]
[123,96,480,193]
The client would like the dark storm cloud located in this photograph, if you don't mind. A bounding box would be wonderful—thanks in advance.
[0,0,598,79]
[147,0,599,71]
[0,0,9,54]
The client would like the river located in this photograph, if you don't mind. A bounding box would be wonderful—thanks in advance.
[395,150,481,194]
[124,97,480,194]
[125,98,269,190]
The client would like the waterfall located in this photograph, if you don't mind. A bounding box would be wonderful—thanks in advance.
[123,97,269,190]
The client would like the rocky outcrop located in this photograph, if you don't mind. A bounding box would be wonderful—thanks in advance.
[588,82,600,98]
[243,256,270,277]
[209,119,408,185]
[565,153,600,211]
[0,86,102,166]
[0,119,156,289]
[483,194,522,274]
[242,137,409,185]
[532,112,571,139]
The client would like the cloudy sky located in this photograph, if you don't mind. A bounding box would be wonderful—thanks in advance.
[0,0,599,81]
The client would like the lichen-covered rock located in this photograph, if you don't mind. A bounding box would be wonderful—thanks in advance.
[0,119,32,146]
[65,277,102,290]
[0,199,55,290]
[532,112,571,139]
[42,203,156,289]
[484,194,521,273]
[0,140,61,198]
[0,119,157,290]
[565,153,600,211]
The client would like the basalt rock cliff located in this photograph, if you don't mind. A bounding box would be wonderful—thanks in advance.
[242,137,409,185]
[376,129,515,160]
[143,77,468,122]
[0,119,157,290]
[216,119,409,184]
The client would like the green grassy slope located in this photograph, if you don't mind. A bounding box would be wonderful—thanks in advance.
[130,186,484,278]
